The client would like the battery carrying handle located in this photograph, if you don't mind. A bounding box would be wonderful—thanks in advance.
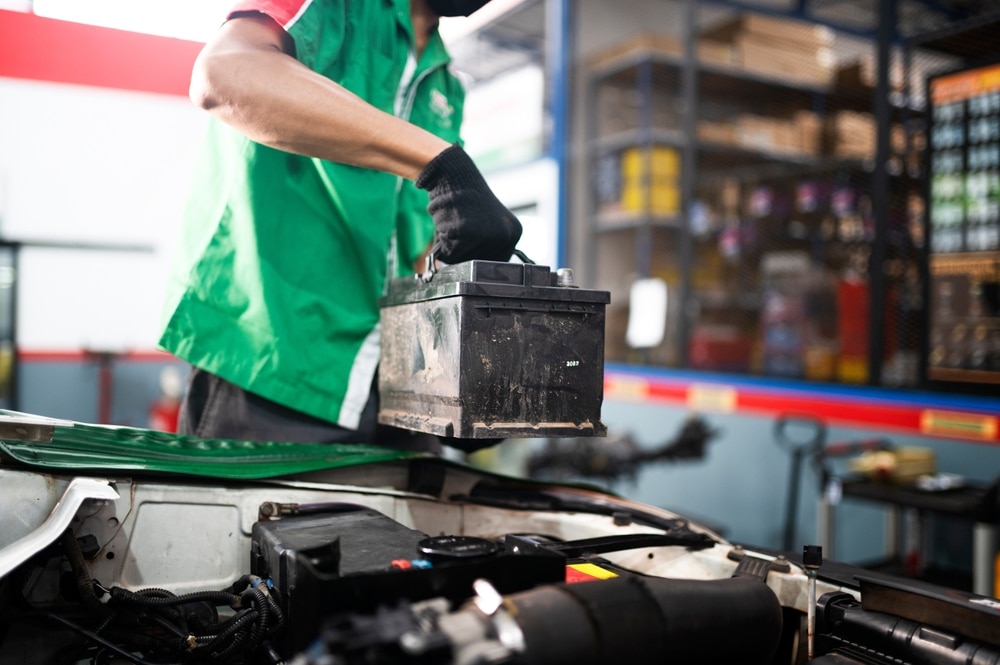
[420,248,536,283]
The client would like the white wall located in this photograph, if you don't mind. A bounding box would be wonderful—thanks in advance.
[0,77,206,350]
[463,65,545,170]
[460,63,559,270]
[487,158,560,270]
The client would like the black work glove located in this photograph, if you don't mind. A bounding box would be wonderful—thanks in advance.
[415,144,523,264]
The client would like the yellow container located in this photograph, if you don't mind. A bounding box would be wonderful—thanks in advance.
[621,180,681,214]
[837,356,869,384]
[804,344,837,381]
[621,146,681,179]
[621,178,680,214]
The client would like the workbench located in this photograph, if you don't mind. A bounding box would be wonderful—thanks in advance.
[819,477,1000,597]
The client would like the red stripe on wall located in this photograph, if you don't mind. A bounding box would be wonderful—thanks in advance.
[0,10,203,96]
[19,349,178,363]
[605,371,1000,444]
[734,391,922,433]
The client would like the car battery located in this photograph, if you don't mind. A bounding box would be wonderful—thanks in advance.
[378,260,610,439]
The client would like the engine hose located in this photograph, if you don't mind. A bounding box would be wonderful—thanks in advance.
[213,591,284,661]
[135,587,177,598]
[255,589,286,646]
[223,575,252,595]
[204,611,259,662]
[109,586,239,610]
[502,575,783,665]
[144,611,189,641]
[192,602,253,645]
[264,592,286,635]
[239,582,285,643]
[211,628,251,663]
[240,589,269,651]
[132,588,188,629]
[198,609,259,653]
[203,607,249,637]
[59,529,102,608]
[253,590,270,642]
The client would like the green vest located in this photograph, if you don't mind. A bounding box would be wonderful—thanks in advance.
[159,0,464,429]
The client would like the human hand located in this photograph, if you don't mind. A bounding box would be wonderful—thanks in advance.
[415,144,523,264]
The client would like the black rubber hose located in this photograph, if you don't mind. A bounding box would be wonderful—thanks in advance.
[212,631,250,663]
[109,586,239,609]
[505,575,783,665]
[264,592,286,636]
[59,530,102,608]
[135,587,176,598]
[198,609,258,653]
[131,588,188,630]
[243,588,269,651]
[144,611,188,640]
[223,575,252,595]
[205,588,284,662]
[204,611,258,662]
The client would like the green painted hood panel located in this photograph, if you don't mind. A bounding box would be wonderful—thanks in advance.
[0,412,424,479]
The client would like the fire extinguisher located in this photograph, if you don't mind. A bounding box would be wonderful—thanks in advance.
[149,366,183,433]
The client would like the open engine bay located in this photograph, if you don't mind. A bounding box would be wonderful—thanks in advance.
[1,414,999,665]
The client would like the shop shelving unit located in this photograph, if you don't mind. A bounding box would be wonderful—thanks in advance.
[577,0,1000,392]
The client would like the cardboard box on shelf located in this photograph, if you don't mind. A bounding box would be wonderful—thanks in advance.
[596,84,681,137]
[835,55,905,92]
[826,113,916,162]
[587,32,682,71]
[736,115,802,155]
[596,85,629,135]
[735,115,767,150]
[701,14,834,50]
[696,38,737,66]
[697,120,737,145]
[794,110,822,155]
[736,35,835,86]
[720,178,741,215]
[828,110,876,159]
[699,14,836,86]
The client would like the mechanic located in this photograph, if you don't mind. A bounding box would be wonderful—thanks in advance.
[158,0,521,451]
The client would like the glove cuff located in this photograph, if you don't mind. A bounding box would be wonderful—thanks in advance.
[415,143,484,192]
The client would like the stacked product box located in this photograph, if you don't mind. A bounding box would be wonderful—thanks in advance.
[699,14,836,86]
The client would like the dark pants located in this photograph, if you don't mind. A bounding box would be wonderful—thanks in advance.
[177,366,442,453]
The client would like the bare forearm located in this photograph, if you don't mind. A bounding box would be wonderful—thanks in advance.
[190,19,449,180]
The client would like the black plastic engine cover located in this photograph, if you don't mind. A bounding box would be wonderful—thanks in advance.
[251,507,564,653]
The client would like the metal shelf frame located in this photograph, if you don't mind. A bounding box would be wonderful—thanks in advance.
[577,0,1000,388]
